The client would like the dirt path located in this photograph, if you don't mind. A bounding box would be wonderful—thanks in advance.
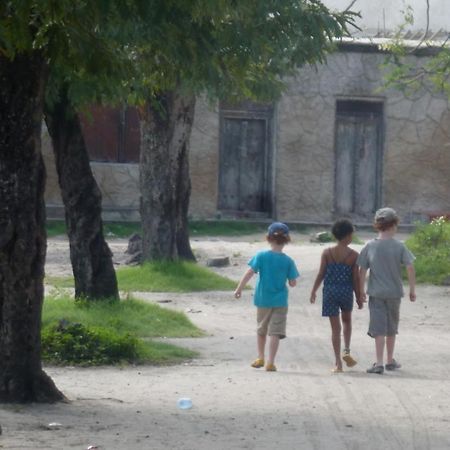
[1,234,450,449]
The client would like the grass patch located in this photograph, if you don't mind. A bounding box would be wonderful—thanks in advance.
[42,296,201,365]
[47,219,271,239]
[405,217,450,284]
[103,222,141,238]
[189,220,268,236]
[45,261,237,292]
[46,220,141,238]
[189,220,309,236]
[45,276,74,289]
[47,219,310,239]
[117,261,237,292]
[46,220,68,238]
[42,297,203,338]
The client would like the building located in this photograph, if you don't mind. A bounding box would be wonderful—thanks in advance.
[43,1,450,224]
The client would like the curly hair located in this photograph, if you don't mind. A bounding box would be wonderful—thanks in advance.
[331,219,354,241]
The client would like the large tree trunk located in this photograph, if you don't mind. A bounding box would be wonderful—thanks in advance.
[44,86,118,300]
[0,53,64,402]
[139,87,196,261]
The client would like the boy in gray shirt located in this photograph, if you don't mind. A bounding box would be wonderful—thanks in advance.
[357,208,416,374]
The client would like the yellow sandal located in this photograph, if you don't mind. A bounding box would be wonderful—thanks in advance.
[265,363,277,372]
[251,358,265,368]
[342,352,357,367]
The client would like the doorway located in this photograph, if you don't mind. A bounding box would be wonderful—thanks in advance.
[334,100,383,220]
[218,102,273,216]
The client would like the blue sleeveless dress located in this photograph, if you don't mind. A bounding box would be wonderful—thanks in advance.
[322,252,354,317]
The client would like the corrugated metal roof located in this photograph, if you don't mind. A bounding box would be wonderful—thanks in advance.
[350,27,449,41]
[344,27,449,47]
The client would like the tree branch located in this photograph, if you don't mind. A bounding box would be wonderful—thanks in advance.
[409,0,430,53]
[344,0,358,13]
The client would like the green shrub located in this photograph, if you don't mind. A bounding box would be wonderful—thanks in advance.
[316,231,334,243]
[42,321,140,365]
[41,296,201,365]
[406,217,450,284]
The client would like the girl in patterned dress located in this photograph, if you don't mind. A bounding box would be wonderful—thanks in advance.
[310,219,363,372]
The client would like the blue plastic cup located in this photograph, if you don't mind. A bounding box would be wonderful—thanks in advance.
[177,397,193,410]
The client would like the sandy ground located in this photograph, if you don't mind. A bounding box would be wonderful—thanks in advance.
[1,232,450,450]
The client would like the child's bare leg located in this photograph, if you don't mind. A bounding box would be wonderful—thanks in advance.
[375,335,385,365]
[341,311,352,350]
[386,335,396,363]
[257,334,266,360]
[329,316,342,369]
[267,335,280,365]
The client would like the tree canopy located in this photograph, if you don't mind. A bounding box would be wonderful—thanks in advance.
[381,0,450,97]
[132,0,358,260]
[0,0,359,401]
[0,0,153,402]
[124,0,357,104]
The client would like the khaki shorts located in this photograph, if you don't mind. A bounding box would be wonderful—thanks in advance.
[257,307,288,339]
[368,297,401,337]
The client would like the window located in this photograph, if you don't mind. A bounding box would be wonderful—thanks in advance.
[80,105,140,163]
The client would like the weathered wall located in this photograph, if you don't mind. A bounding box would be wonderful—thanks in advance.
[275,50,450,223]
[42,126,140,222]
[43,50,450,224]
[188,98,220,219]
[43,98,220,222]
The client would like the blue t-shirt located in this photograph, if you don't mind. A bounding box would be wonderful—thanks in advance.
[248,250,300,308]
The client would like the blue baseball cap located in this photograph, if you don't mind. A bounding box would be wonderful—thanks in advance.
[268,222,289,236]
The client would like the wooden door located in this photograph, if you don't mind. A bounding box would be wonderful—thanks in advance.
[218,116,270,213]
[335,106,382,219]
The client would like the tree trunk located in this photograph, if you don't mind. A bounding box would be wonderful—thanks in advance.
[139,87,196,261]
[0,53,64,402]
[44,86,119,300]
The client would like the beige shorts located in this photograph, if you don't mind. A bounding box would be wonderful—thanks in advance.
[257,307,288,339]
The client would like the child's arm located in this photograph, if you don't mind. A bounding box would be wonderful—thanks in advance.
[358,267,368,304]
[406,264,416,302]
[234,268,255,299]
[288,279,297,287]
[352,263,363,309]
[310,251,327,304]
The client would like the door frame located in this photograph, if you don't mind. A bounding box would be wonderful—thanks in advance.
[333,97,385,220]
[218,101,274,217]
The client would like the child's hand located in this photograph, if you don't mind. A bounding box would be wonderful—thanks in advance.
[356,299,364,310]
[409,291,416,302]
[360,292,367,304]
[310,293,316,304]
[234,290,242,299]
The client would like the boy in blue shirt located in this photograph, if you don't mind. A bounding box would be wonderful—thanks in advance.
[234,222,299,372]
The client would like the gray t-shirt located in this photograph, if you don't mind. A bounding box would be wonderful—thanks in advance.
[357,238,415,298]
